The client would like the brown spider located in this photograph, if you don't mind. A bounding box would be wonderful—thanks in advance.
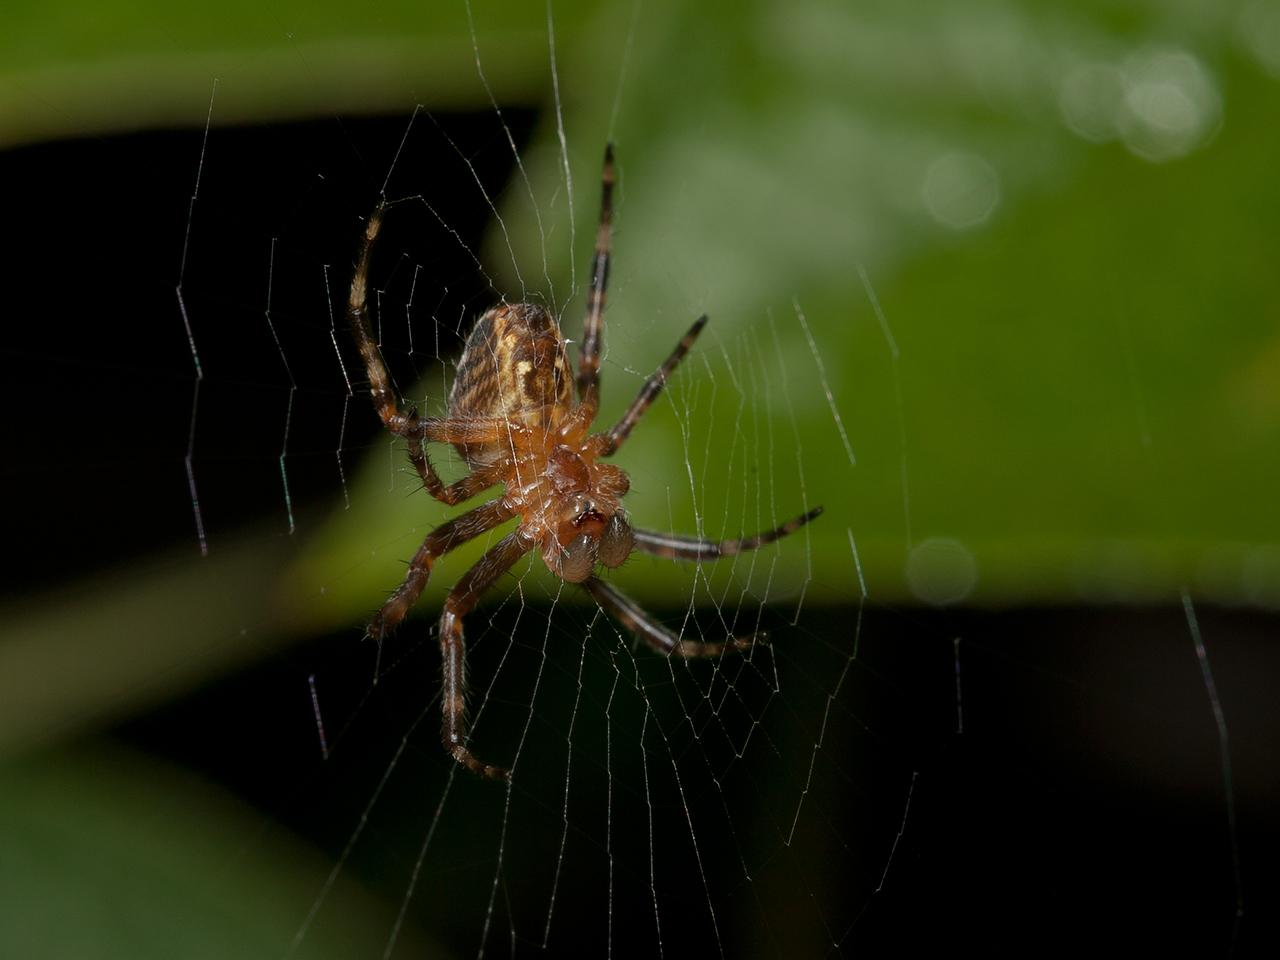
[346,145,821,782]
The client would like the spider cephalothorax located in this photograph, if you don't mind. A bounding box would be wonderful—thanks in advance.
[348,145,820,782]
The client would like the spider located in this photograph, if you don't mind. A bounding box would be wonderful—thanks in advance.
[346,144,821,782]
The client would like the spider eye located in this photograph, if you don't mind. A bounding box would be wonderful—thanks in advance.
[556,533,598,583]
[598,513,634,568]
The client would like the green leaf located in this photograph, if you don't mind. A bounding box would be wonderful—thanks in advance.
[1,1,616,146]
[0,745,446,958]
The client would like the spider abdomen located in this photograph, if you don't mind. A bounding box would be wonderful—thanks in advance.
[448,303,573,467]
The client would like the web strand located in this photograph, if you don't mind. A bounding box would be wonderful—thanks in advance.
[176,79,218,556]
[1181,591,1244,953]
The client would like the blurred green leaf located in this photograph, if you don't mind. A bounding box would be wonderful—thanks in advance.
[0,744,446,958]
[0,0,603,146]
[0,535,297,757]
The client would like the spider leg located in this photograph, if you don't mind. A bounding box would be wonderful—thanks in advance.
[366,498,514,643]
[346,203,408,432]
[418,417,526,446]
[574,143,616,423]
[582,576,764,658]
[347,204,530,447]
[405,407,508,505]
[631,507,823,561]
[439,529,537,782]
[601,314,707,455]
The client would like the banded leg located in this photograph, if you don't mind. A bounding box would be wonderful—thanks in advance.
[366,498,514,642]
[575,143,616,422]
[582,577,763,658]
[602,314,707,455]
[439,529,537,781]
[632,507,823,561]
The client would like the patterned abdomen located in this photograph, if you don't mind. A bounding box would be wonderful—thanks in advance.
[448,303,573,467]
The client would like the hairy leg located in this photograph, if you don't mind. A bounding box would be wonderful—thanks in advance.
[582,576,763,658]
[631,507,823,562]
[346,203,407,431]
[439,529,537,781]
[405,414,508,505]
[601,314,707,455]
[366,498,514,642]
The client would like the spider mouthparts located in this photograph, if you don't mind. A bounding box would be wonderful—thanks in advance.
[574,509,607,528]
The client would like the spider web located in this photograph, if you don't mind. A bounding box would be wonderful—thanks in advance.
[266,113,877,957]
[0,2,1269,958]
[145,38,914,957]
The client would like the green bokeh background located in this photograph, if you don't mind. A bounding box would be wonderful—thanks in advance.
[2,0,1276,955]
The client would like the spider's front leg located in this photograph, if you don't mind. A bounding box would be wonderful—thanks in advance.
[438,528,536,782]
